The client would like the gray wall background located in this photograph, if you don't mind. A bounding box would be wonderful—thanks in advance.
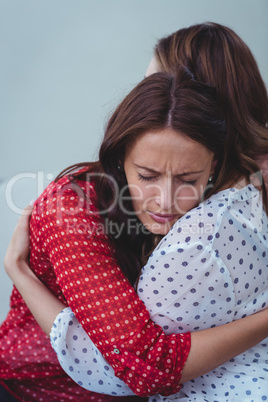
[1,0,268,323]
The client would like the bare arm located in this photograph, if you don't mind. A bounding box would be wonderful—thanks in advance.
[4,207,268,386]
[4,205,65,334]
[6,259,65,334]
[182,309,268,382]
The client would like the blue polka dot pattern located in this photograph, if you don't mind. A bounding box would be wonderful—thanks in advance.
[138,184,268,401]
[50,310,135,396]
[50,185,268,401]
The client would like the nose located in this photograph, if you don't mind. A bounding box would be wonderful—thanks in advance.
[154,180,175,211]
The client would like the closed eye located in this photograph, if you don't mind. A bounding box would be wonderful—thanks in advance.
[179,178,197,186]
[138,173,159,182]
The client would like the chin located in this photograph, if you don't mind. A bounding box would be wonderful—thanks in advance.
[148,222,173,236]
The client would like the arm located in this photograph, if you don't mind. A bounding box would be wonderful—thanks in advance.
[50,304,268,389]
[51,308,135,395]
[5,204,268,393]
[4,204,66,333]
[10,180,190,395]
[5,212,133,396]
[5,256,268,390]
[16,180,191,397]
[183,311,268,382]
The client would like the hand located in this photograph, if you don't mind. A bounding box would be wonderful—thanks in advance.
[4,204,33,278]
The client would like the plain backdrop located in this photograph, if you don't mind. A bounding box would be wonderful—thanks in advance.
[1,0,268,323]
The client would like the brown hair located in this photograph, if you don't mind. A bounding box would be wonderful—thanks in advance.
[154,22,268,197]
[155,22,268,126]
[57,69,249,284]
[56,23,268,284]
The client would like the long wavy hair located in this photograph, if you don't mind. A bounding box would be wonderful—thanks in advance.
[154,22,268,197]
[56,68,268,285]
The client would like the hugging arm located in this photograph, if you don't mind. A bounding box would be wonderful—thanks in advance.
[48,304,268,395]
[24,180,191,397]
[5,200,268,397]
[6,250,268,396]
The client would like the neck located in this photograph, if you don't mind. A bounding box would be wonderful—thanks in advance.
[219,176,250,192]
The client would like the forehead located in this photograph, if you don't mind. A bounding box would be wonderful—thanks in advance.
[126,128,213,172]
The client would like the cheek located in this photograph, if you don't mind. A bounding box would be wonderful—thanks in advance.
[128,184,155,214]
[174,185,204,214]
[128,183,145,214]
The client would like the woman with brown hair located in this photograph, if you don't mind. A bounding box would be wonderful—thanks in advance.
[2,23,268,401]
[151,22,268,194]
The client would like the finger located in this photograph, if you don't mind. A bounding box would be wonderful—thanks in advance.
[17,205,34,232]
[21,204,34,216]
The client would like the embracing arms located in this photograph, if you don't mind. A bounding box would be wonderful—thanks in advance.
[4,205,268,395]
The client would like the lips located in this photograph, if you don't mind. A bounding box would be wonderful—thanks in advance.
[147,211,178,224]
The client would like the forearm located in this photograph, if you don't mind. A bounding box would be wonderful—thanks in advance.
[6,258,268,395]
[50,304,268,395]
[181,308,268,383]
[29,182,267,396]
[27,185,189,396]
[50,308,135,396]
[7,260,65,335]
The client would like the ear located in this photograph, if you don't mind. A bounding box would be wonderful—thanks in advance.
[211,159,217,175]
[117,159,124,173]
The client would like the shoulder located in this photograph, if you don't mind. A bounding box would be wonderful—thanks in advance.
[31,169,99,225]
[37,169,97,204]
[157,190,226,250]
[157,184,263,250]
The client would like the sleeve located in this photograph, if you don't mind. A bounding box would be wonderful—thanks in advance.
[138,238,236,334]
[50,307,135,396]
[30,178,191,397]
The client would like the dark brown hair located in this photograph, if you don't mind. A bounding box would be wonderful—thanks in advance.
[57,69,228,284]
[155,22,268,125]
[154,22,268,196]
[56,23,268,285]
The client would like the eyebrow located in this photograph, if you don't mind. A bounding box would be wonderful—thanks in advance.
[134,163,204,176]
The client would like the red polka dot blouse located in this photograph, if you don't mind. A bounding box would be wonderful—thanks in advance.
[0,173,190,400]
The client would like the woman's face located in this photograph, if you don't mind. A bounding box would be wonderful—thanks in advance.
[123,128,215,235]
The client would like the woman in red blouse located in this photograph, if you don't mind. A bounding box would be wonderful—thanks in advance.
[2,23,268,401]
